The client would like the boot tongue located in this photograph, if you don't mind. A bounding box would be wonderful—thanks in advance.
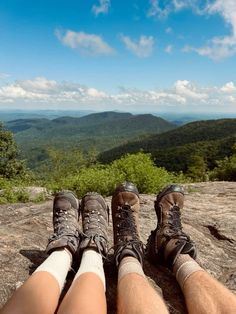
[119,205,139,241]
[171,206,182,230]
[182,242,197,259]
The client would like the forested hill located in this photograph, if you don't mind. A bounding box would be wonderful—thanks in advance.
[99,119,236,172]
[4,111,176,167]
[6,111,175,141]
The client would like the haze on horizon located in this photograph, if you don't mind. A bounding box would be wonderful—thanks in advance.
[0,0,236,114]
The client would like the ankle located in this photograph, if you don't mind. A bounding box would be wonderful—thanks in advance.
[118,256,145,282]
[173,254,203,290]
[74,249,106,290]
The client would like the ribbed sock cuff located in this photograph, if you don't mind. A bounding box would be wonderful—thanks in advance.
[173,254,203,290]
[118,256,145,282]
[34,249,71,292]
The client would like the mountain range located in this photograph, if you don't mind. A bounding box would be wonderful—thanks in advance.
[3,112,236,173]
[4,111,175,168]
[99,118,236,172]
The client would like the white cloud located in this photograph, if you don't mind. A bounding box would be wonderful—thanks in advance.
[221,82,236,93]
[92,0,110,16]
[165,27,173,34]
[183,40,236,60]
[0,73,10,80]
[227,95,235,102]
[18,77,58,93]
[183,0,236,60]
[165,44,173,53]
[147,0,204,19]
[1,77,236,112]
[0,77,108,104]
[147,0,170,19]
[55,29,115,56]
[175,80,208,100]
[120,34,154,58]
[206,0,236,35]
[147,0,236,60]
[87,87,107,98]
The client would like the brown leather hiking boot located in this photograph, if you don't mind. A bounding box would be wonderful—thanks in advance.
[112,182,144,266]
[46,191,80,255]
[146,185,197,269]
[79,192,109,257]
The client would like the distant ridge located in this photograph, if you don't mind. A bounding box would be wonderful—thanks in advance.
[99,118,236,171]
[4,111,176,168]
[6,111,175,137]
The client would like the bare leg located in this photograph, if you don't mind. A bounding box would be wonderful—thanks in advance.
[59,190,110,314]
[57,249,106,314]
[117,257,169,314]
[1,191,79,314]
[174,254,236,314]
[1,249,71,314]
[57,273,106,314]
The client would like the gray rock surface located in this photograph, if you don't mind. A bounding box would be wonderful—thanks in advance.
[0,182,236,313]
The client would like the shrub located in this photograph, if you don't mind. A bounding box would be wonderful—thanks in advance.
[0,188,30,204]
[111,153,176,193]
[46,152,188,197]
[210,155,236,181]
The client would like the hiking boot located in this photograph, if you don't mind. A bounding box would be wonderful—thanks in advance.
[146,185,197,269]
[46,190,80,255]
[79,193,109,257]
[112,182,144,267]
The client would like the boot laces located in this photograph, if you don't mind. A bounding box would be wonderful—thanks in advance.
[81,207,108,258]
[53,208,77,236]
[116,204,139,241]
[167,205,189,239]
[82,207,108,237]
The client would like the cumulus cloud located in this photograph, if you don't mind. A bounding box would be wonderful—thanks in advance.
[147,0,204,19]
[120,34,154,57]
[147,0,170,18]
[183,0,236,60]
[55,29,115,56]
[0,73,10,80]
[0,77,236,112]
[18,77,58,93]
[165,27,173,34]
[0,77,108,104]
[221,81,236,93]
[183,40,236,60]
[175,80,208,100]
[148,0,236,60]
[92,0,110,16]
[165,44,173,53]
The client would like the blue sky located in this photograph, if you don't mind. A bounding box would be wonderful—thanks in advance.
[0,0,236,113]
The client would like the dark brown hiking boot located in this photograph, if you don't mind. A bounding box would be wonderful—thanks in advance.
[146,185,197,269]
[46,191,80,255]
[112,182,144,267]
[79,192,109,257]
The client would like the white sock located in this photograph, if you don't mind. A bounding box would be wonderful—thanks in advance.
[173,254,203,290]
[73,249,106,291]
[34,249,72,292]
[118,256,145,282]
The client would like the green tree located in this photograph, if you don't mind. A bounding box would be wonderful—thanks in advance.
[187,154,207,181]
[38,147,96,182]
[0,123,28,179]
[210,155,236,181]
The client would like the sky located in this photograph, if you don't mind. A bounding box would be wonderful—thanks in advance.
[0,0,236,113]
